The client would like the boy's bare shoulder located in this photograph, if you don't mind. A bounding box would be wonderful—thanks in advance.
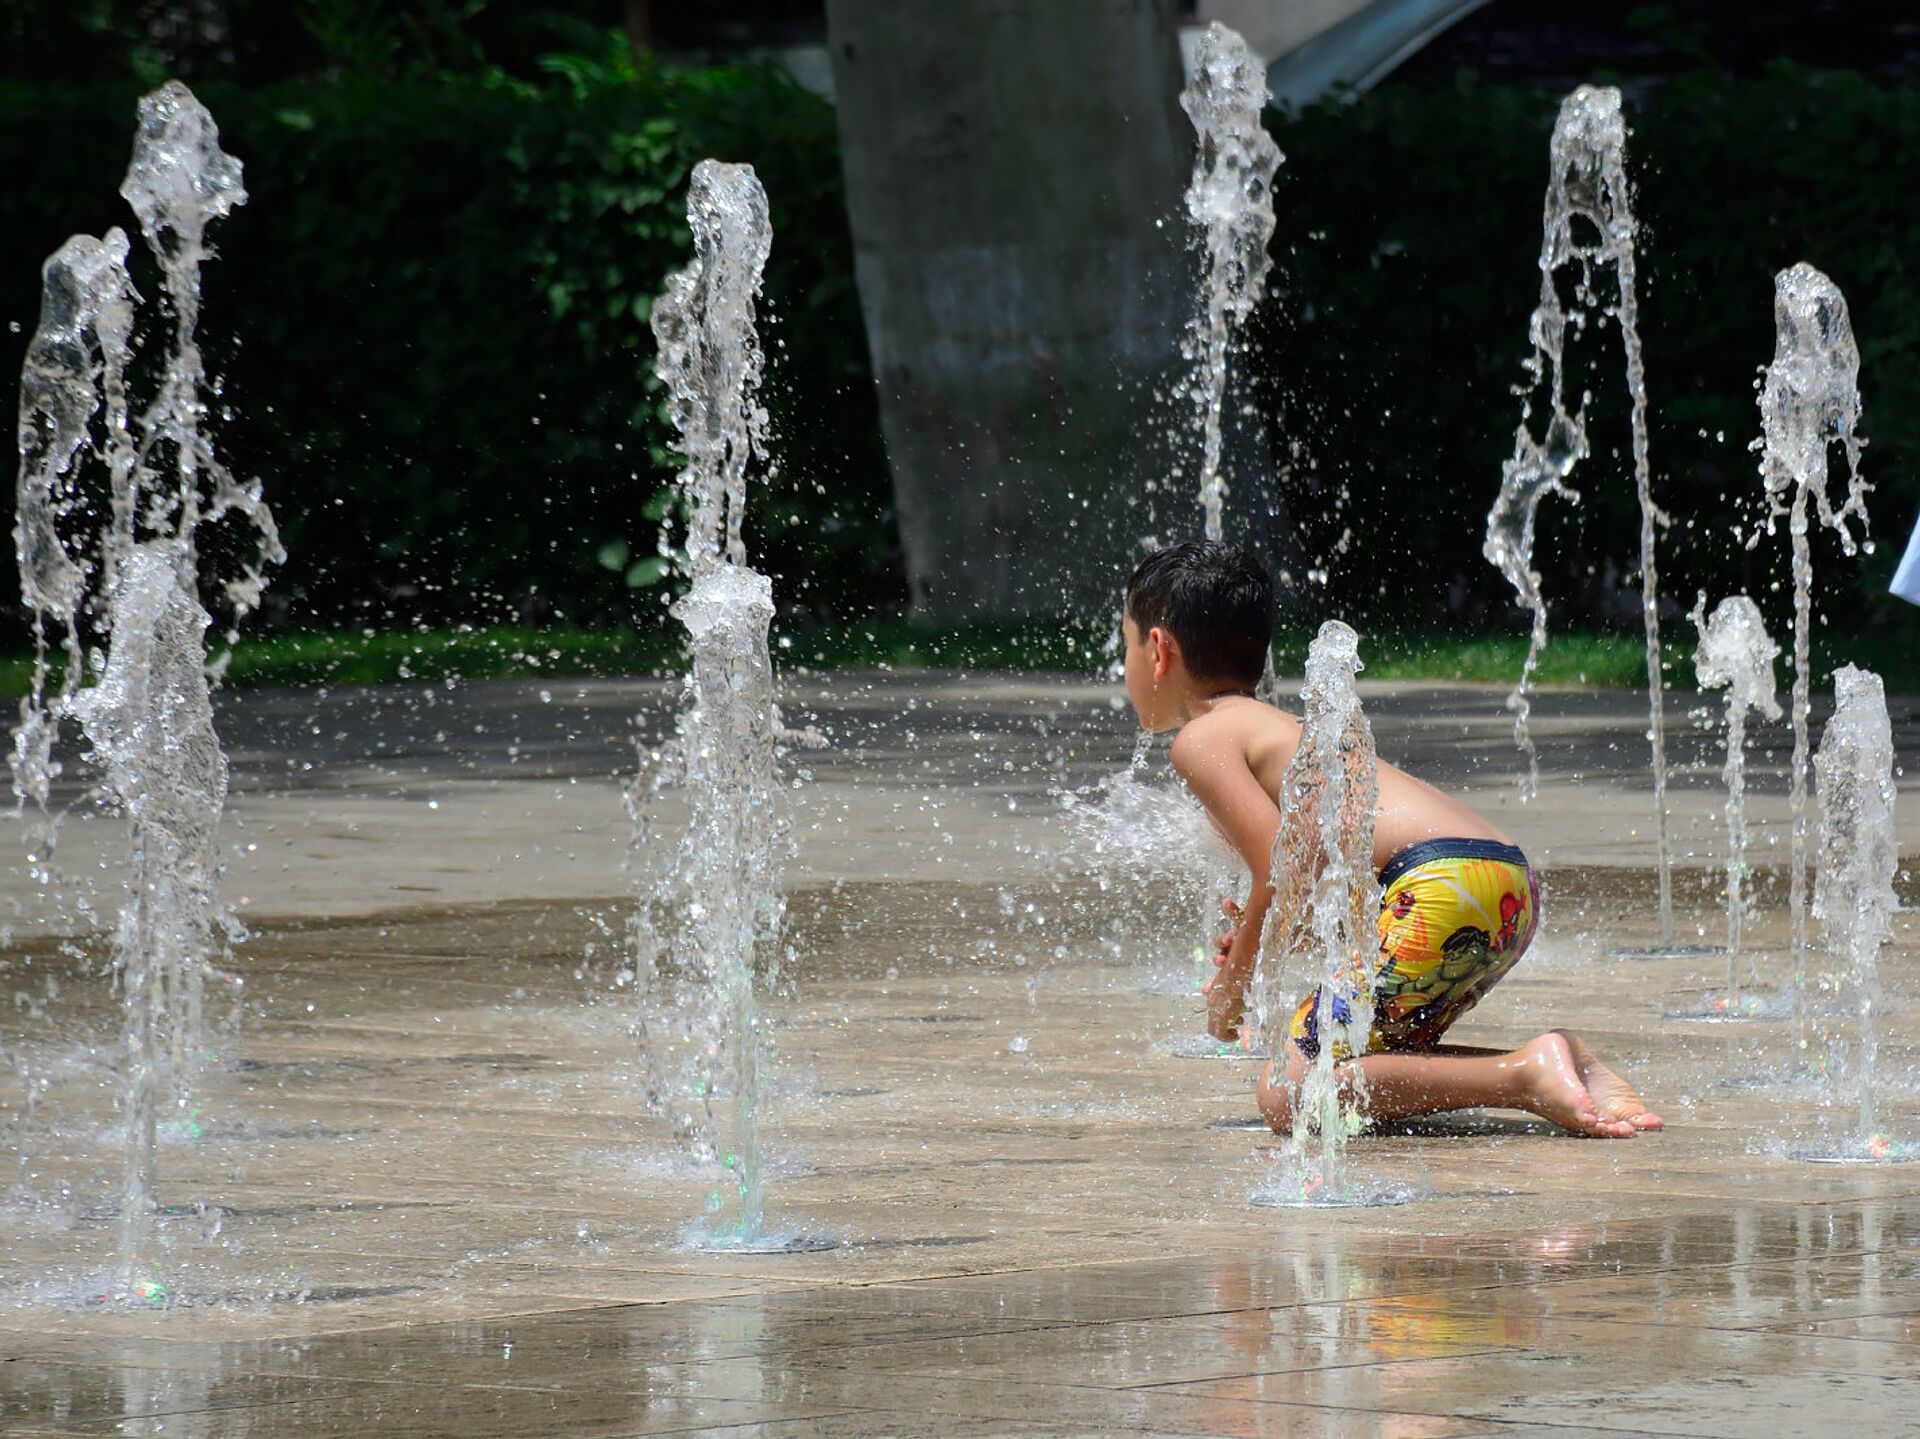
[1169,700,1298,778]
[1168,711,1233,778]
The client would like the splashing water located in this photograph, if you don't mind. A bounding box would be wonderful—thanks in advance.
[1062,766,1237,995]
[1485,88,1670,937]
[12,233,136,816]
[120,84,278,611]
[72,547,231,1287]
[629,161,824,1251]
[1179,22,1281,541]
[1751,263,1872,1063]
[1690,595,1781,993]
[1807,666,1902,1159]
[1250,623,1411,1206]
[1483,398,1582,801]
[10,82,276,1302]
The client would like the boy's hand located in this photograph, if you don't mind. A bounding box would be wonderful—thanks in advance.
[1207,896,1241,970]
[1205,976,1247,1044]
[1203,898,1249,1041]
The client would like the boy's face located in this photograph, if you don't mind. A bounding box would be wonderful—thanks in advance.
[1121,613,1175,731]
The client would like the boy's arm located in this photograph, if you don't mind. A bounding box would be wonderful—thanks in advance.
[1209,886,1272,1041]
[1171,726,1282,1042]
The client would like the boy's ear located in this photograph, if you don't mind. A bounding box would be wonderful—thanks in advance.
[1149,625,1177,681]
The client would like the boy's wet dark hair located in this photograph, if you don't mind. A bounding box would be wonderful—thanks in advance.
[1124,542,1273,686]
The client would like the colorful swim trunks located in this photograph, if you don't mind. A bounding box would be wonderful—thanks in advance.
[1290,837,1539,1060]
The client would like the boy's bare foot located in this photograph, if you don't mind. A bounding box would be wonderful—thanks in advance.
[1551,1029,1665,1131]
[1511,1032,1636,1139]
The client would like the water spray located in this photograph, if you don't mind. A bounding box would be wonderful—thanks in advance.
[1751,263,1871,1062]
[1485,87,1671,948]
[11,82,278,1302]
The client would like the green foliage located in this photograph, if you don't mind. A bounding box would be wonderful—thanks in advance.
[0,1,621,87]
[294,0,490,79]
[4,56,1920,669]
[12,615,1909,694]
[0,55,898,646]
[1256,64,1920,646]
[1272,630,1647,688]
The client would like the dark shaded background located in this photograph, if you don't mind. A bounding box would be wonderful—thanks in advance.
[1,1,1917,654]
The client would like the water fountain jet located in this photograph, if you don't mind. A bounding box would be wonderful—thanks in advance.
[1179,22,1282,543]
[629,160,830,1253]
[11,82,278,1303]
[1249,622,1419,1207]
[1681,594,1781,1016]
[1797,665,1910,1162]
[1751,263,1872,1064]
[1485,86,1673,950]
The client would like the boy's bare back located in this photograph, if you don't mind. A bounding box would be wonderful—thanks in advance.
[1169,695,1507,877]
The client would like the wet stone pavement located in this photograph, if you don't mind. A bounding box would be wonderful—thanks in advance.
[4,673,1920,1437]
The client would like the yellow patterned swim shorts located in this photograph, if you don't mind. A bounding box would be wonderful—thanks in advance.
[1290,838,1539,1061]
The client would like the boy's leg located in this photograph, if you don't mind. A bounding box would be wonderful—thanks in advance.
[1261,852,1662,1139]
[1419,1037,1662,1130]
[1256,1032,1643,1139]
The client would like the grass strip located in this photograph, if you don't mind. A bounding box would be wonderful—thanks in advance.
[0,619,1908,695]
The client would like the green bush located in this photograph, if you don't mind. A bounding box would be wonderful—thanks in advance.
[0,54,899,647]
[1258,64,1920,643]
[3,57,1918,663]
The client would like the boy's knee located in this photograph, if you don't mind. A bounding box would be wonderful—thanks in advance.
[1255,1065,1287,1133]
[1280,1037,1311,1085]
[1255,1050,1302,1133]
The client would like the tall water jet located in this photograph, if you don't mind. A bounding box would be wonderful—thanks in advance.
[1691,594,1781,1002]
[629,160,825,1251]
[1250,623,1414,1206]
[1179,22,1281,542]
[1751,263,1871,1063]
[1806,665,1902,1160]
[1484,87,1671,944]
[11,82,278,1302]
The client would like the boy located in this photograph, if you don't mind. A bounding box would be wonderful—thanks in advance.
[1122,542,1662,1140]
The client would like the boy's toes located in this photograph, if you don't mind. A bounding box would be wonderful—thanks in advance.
[1593,1097,1664,1130]
[1570,1105,1636,1140]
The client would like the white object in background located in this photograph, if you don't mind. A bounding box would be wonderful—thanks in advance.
[1890,511,1920,606]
